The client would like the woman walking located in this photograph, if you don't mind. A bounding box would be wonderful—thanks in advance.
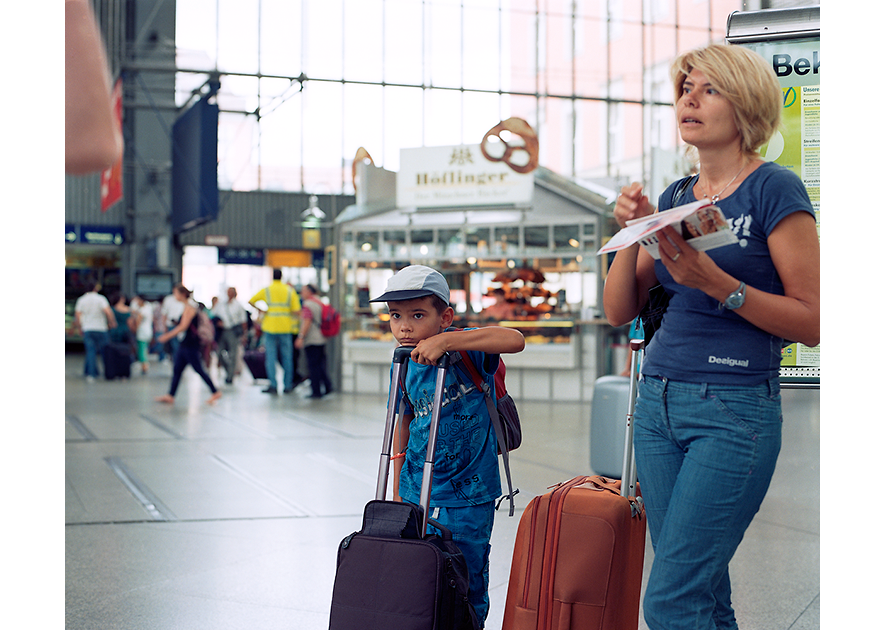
[155,284,222,405]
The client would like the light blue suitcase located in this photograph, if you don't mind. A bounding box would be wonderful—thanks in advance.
[590,340,643,480]
[590,376,631,478]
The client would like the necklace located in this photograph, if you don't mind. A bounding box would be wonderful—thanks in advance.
[697,162,747,202]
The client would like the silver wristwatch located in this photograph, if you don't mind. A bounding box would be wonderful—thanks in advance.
[721,281,746,310]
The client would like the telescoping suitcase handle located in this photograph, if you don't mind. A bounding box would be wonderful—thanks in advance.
[619,339,644,500]
[376,346,451,538]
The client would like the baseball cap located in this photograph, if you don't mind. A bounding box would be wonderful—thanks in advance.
[370,265,450,305]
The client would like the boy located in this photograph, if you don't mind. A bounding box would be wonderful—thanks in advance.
[371,265,525,627]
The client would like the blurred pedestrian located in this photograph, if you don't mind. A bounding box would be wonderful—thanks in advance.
[249,270,301,394]
[160,289,184,362]
[295,284,333,399]
[73,282,116,381]
[155,285,221,405]
[214,287,249,384]
[130,295,154,374]
[108,292,133,346]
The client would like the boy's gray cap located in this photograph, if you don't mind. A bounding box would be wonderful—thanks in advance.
[370,265,450,305]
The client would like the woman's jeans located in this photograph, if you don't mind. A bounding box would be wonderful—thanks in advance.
[634,376,782,630]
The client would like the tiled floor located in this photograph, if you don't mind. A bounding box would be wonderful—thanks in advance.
[65,352,819,629]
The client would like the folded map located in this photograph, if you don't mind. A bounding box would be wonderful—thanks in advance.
[597,199,738,259]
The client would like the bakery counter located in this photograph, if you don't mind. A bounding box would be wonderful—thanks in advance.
[342,319,618,402]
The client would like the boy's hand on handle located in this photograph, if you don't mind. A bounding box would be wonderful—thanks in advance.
[614,182,655,228]
[409,335,448,365]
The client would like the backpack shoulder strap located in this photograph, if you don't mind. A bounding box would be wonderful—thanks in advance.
[671,173,698,208]
[451,350,517,516]
[455,350,488,392]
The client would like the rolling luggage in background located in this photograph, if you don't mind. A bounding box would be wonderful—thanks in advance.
[103,343,132,380]
[590,375,631,478]
[328,348,479,630]
[501,340,647,630]
[243,348,268,380]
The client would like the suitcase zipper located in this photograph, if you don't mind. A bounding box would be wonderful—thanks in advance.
[538,477,586,630]
[521,495,543,604]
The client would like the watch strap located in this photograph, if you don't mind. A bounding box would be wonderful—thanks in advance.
[721,281,746,310]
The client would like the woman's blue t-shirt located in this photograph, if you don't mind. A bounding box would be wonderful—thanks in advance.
[642,161,815,385]
[394,334,502,508]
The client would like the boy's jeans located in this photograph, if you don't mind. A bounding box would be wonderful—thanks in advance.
[633,376,782,630]
[428,501,495,627]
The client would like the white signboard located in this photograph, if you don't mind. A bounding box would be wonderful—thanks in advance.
[397,144,534,209]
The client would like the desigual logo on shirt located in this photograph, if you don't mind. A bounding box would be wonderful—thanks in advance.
[708,355,750,368]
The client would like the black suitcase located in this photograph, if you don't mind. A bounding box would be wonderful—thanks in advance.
[103,343,131,380]
[243,348,268,380]
[328,348,479,630]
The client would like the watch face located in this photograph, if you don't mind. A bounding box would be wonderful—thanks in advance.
[725,283,746,309]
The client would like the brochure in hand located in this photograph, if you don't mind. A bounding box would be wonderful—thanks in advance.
[597,199,738,259]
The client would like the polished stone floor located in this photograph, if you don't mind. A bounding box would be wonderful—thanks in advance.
[65,352,819,629]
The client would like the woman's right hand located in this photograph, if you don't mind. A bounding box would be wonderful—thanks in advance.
[614,182,655,228]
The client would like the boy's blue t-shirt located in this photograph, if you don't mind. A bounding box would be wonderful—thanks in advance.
[393,330,502,508]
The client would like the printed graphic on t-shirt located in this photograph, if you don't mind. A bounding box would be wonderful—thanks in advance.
[401,361,500,507]
[728,212,753,248]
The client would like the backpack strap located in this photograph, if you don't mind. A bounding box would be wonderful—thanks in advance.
[671,173,698,208]
[451,351,518,516]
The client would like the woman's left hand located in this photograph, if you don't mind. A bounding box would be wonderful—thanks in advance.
[656,226,723,292]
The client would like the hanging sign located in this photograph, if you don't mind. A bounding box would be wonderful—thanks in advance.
[397,144,534,209]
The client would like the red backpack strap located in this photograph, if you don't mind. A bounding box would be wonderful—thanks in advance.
[456,350,489,394]
[452,350,517,516]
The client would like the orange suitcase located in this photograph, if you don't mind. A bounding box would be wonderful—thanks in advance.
[501,340,647,630]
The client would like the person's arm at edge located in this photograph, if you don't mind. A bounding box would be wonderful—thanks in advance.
[65,0,123,174]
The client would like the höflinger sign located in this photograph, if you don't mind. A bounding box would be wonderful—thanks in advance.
[598,199,738,259]
[397,144,534,209]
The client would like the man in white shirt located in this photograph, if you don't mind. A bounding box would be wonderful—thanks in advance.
[160,290,185,359]
[213,287,249,384]
[73,282,117,381]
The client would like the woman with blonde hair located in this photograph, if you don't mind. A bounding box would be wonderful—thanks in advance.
[605,44,819,629]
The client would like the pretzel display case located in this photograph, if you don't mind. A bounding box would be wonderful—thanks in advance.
[336,152,617,402]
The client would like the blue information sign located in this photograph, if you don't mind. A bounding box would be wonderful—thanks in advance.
[66,224,125,245]
[218,247,264,265]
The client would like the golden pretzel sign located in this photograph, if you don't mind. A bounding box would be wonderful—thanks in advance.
[352,146,374,193]
[480,117,539,174]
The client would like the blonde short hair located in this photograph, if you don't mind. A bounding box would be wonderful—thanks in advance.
[671,44,781,155]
